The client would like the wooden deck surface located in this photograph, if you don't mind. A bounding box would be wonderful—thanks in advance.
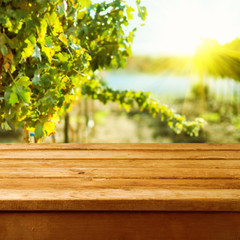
[1,143,240,239]
[0,143,240,211]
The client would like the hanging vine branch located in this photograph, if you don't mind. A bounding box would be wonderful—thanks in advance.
[81,78,205,136]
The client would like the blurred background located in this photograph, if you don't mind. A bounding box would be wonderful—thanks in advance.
[3,0,240,143]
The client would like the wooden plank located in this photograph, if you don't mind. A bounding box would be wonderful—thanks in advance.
[0,143,239,212]
[0,159,239,169]
[0,143,239,151]
[0,178,240,189]
[0,212,240,240]
[0,149,240,159]
[0,189,240,211]
[0,167,239,179]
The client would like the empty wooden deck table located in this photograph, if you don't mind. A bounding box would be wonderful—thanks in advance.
[0,143,240,240]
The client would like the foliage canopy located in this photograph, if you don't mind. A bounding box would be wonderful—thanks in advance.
[0,0,204,140]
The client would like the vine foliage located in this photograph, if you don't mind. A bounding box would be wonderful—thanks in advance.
[0,0,204,140]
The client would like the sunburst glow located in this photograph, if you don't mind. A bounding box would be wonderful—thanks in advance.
[132,0,240,56]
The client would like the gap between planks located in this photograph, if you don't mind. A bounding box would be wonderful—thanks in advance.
[0,143,240,151]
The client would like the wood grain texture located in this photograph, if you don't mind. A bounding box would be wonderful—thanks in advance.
[0,212,240,240]
[0,167,240,179]
[0,159,239,168]
[0,149,240,159]
[1,178,240,189]
[0,143,239,211]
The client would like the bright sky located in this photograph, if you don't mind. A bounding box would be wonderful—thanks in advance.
[131,0,240,56]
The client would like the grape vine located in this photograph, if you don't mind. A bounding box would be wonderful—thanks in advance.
[0,0,204,140]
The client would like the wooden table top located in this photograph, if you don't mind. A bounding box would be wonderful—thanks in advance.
[0,143,240,211]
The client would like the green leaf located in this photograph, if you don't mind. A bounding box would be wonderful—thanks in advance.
[48,12,63,36]
[17,76,31,87]
[126,5,134,20]
[1,122,11,131]
[57,52,69,62]
[45,37,53,48]
[70,43,81,50]
[58,2,67,17]
[41,46,54,62]
[22,39,34,59]
[0,45,8,56]
[136,1,147,21]
[32,72,41,86]
[32,45,42,61]
[59,33,68,46]
[4,88,11,103]
[6,37,18,49]
[35,122,44,139]
[14,85,30,103]
[81,0,91,8]
[9,89,19,106]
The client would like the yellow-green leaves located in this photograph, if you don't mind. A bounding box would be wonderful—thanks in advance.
[0,0,204,139]
[44,121,56,136]
[80,0,91,8]
[45,37,53,48]
[9,87,19,106]
[16,86,30,103]
[21,39,34,59]
[32,45,42,61]
[82,77,205,137]
[58,1,68,17]
[126,5,134,20]
[136,0,147,21]
[5,76,31,107]
[59,33,68,46]
[48,12,63,36]
[35,118,58,139]
[1,122,11,131]
[41,45,55,62]
[37,19,47,43]
[32,71,41,86]
[17,76,31,88]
